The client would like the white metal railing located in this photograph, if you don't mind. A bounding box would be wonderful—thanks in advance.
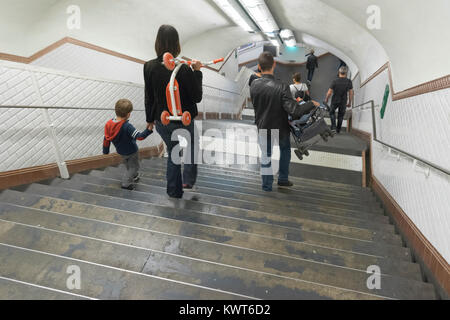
[352,100,449,177]
[0,60,247,177]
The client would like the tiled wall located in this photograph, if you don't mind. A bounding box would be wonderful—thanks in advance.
[352,71,450,264]
[0,43,251,172]
[31,43,144,85]
[30,42,247,117]
[0,60,159,171]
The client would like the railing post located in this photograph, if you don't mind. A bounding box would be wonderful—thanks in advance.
[31,73,70,179]
[218,90,222,120]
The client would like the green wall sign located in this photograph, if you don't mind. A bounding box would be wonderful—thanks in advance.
[380,84,390,119]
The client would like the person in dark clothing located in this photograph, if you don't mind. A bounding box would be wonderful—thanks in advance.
[337,59,347,75]
[103,99,153,190]
[325,66,354,133]
[144,25,203,198]
[248,67,262,86]
[306,49,318,83]
[250,52,317,192]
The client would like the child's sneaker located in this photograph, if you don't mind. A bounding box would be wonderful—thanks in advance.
[133,173,141,183]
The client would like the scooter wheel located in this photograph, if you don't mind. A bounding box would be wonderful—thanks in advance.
[161,111,171,125]
[182,111,192,126]
[163,52,176,71]
[294,149,303,160]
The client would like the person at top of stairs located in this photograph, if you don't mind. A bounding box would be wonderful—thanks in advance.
[103,99,153,190]
[250,51,318,192]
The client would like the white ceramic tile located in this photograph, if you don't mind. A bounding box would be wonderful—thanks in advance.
[352,71,450,263]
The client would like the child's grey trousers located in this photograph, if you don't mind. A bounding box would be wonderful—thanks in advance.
[121,152,140,188]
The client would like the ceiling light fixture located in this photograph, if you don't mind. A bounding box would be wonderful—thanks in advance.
[280,29,297,47]
[212,0,257,32]
[238,0,279,33]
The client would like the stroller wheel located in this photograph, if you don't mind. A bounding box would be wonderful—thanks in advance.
[294,149,304,160]
[320,133,329,142]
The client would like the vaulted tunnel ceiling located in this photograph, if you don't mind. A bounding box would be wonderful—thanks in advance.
[0,0,448,90]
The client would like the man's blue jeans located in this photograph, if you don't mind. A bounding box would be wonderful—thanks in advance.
[259,130,291,192]
[155,120,198,198]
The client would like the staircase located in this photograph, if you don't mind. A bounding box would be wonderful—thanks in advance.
[0,142,438,299]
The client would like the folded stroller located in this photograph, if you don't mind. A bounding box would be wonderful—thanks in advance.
[289,101,335,160]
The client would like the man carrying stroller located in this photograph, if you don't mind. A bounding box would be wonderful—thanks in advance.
[250,52,318,192]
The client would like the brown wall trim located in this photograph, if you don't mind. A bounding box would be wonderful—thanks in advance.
[0,52,30,64]
[238,58,258,69]
[0,37,146,65]
[350,126,450,297]
[360,62,389,88]
[361,150,367,188]
[0,164,60,191]
[360,62,449,101]
[0,143,164,191]
[372,175,450,296]
[350,127,371,143]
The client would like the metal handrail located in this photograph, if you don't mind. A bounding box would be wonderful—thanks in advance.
[0,105,145,111]
[352,100,449,176]
[203,84,241,95]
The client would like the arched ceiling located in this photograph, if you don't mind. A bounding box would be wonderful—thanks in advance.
[1,0,448,91]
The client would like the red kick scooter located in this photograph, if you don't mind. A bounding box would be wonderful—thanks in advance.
[161,52,224,126]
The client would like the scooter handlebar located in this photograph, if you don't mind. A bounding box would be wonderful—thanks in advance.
[164,53,224,69]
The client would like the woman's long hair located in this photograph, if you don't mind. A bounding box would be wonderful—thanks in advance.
[155,25,181,58]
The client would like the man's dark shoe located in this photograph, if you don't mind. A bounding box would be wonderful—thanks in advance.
[121,185,135,191]
[278,180,294,187]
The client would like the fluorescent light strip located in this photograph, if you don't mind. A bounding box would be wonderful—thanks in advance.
[280,29,297,47]
[239,0,279,33]
[213,0,254,32]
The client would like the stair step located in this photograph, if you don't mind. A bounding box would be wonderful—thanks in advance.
[51,176,399,244]
[146,158,369,194]
[132,164,377,206]
[5,188,405,257]
[0,195,421,280]
[0,243,245,300]
[0,276,91,300]
[104,168,385,222]
[68,174,392,233]
[143,160,375,202]
[0,219,388,300]
[0,210,435,299]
